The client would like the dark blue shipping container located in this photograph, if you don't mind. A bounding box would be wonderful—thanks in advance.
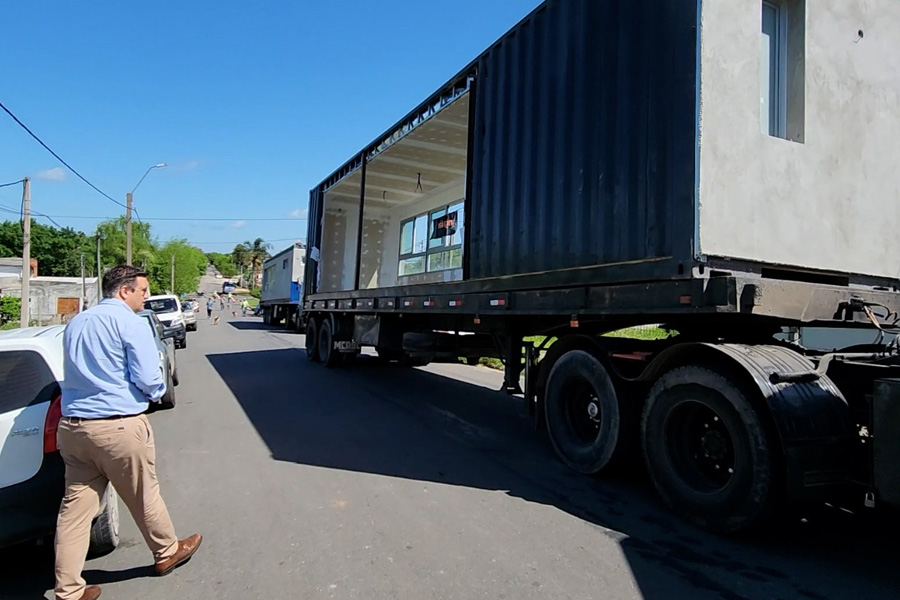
[305,0,698,299]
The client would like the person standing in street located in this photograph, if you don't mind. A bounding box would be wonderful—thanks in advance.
[206,297,214,319]
[55,265,202,600]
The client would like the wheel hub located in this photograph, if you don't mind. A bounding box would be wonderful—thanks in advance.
[587,400,600,421]
[701,430,727,461]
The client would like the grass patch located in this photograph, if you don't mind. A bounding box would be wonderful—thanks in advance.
[463,328,672,371]
[603,325,674,340]
[0,322,19,330]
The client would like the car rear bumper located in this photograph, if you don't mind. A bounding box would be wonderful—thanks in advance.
[0,451,65,548]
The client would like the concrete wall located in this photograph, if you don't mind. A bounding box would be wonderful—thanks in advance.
[698,0,900,279]
[0,277,99,325]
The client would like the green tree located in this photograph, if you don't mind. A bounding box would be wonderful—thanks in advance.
[234,238,272,287]
[149,240,207,295]
[0,220,94,277]
[95,217,156,271]
[205,252,237,277]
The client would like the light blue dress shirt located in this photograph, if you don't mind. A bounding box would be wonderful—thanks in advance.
[62,298,166,418]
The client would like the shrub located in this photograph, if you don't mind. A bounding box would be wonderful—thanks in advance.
[0,296,21,324]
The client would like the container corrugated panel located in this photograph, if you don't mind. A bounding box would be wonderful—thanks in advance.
[468,0,698,281]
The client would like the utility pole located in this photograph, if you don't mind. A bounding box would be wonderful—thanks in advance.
[20,177,31,328]
[170,254,175,293]
[125,192,133,265]
[96,234,102,304]
[80,254,86,312]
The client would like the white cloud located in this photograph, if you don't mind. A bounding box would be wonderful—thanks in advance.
[231,220,246,229]
[167,160,202,172]
[36,167,66,182]
[289,208,308,219]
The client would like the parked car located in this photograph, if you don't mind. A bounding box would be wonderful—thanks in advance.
[144,294,187,349]
[181,303,198,331]
[137,310,179,409]
[188,300,201,313]
[0,326,119,552]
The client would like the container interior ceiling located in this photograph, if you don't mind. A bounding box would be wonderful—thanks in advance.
[319,92,469,293]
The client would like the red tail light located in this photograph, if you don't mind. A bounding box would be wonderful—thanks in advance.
[44,394,62,453]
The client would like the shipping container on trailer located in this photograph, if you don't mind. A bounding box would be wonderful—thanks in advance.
[260,243,306,330]
[301,0,900,533]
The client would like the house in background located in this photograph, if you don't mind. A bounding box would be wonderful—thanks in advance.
[0,257,98,325]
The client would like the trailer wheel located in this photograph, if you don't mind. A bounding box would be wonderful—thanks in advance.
[306,317,320,362]
[642,366,776,534]
[544,350,628,474]
[318,319,341,368]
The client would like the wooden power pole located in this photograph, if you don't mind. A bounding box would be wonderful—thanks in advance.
[170,254,175,293]
[125,192,133,265]
[20,177,30,328]
[96,234,102,304]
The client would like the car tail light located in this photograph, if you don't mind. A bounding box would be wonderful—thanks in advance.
[44,394,62,453]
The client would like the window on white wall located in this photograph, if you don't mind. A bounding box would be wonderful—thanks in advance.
[760,0,806,142]
[398,201,464,276]
[761,1,786,137]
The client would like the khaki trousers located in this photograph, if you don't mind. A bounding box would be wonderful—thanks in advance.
[54,414,178,600]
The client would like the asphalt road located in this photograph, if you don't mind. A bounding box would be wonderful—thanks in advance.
[2,306,898,600]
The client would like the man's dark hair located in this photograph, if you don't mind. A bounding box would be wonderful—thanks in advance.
[102,265,148,298]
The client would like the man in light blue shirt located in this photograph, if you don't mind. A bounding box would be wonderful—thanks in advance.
[55,265,202,600]
[62,280,166,418]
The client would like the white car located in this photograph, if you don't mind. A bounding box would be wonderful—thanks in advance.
[181,302,198,332]
[0,326,119,552]
[144,294,187,349]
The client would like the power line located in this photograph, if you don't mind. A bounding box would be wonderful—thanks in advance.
[191,237,302,245]
[0,213,307,222]
[0,99,127,210]
[0,201,66,229]
[0,179,24,189]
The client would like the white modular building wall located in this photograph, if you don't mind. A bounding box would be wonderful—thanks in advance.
[697,0,900,279]
[261,244,305,304]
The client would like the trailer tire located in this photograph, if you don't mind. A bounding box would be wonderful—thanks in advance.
[642,366,776,534]
[544,350,627,474]
[318,319,341,368]
[306,318,320,362]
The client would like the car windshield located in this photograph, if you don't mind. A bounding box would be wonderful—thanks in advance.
[144,298,178,313]
[181,303,192,311]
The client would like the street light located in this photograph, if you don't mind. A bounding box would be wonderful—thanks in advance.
[126,163,166,265]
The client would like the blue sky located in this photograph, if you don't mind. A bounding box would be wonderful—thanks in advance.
[0,1,541,254]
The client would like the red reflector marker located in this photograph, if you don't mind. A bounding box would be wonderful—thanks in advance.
[44,394,62,453]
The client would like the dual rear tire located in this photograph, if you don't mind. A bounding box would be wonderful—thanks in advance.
[543,350,777,533]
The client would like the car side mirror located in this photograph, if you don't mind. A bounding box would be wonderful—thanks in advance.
[161,327,179,340]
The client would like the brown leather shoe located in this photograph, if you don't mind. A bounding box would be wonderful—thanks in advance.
[57,585,101,600]
[155,533,203,576]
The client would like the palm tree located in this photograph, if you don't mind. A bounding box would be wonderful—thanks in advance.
[233,238,271,288]
[231,243,251,283]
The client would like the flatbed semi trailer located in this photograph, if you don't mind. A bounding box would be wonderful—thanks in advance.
[299,0,900,532]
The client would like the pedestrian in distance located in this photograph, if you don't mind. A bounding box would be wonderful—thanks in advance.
[206,297,214,319]
[54,265,202,600]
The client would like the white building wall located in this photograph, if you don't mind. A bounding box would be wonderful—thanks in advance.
[698,0,900,279]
